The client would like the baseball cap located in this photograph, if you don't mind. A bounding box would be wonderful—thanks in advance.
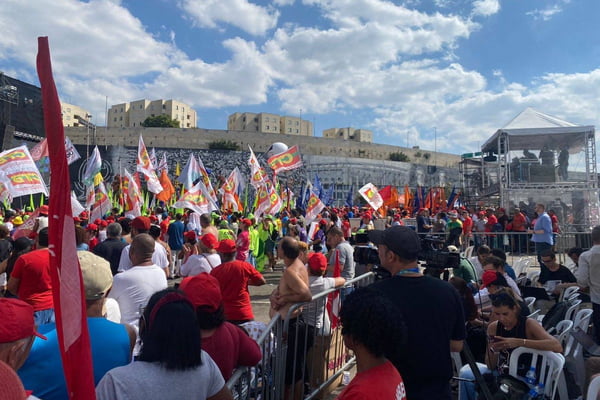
[481,270,508,288]
[180,273,222,312]
[0,298,47,342]
[308,252,328,274]
[448,211,458,218]
[131,216,151,231]
[219,220,229,228]
[78,251,113,300]
[241,218,252,226]
[39,205,49,215]
[86,223,98,232]
[12,216,23,226]
[184,231,196,241]
[368,226,421,260]
[216,239,236,254]
[200,233,218,249]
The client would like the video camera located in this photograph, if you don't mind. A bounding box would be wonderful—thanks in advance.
[418,236,461,269]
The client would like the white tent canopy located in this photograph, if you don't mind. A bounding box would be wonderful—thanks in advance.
[481,108,594,154]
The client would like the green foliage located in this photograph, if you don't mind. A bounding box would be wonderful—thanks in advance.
[389,152,410,162]
[142,115,180,128]
[423,153,431,160]
[414,151,422,158]
[208,140,240,151]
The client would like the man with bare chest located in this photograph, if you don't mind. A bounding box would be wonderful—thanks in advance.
[269,237,312,400]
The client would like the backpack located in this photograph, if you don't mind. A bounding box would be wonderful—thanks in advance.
[541,301,568,331]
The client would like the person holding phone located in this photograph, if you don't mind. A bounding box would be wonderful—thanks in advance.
[458,288,561,400]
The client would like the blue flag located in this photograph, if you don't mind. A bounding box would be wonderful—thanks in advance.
[345,184,354,207]
[324,184,335,206]
[313,173,323,199]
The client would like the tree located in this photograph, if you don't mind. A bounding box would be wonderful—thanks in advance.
[423,153,431,161]
[142,115,180,128]
[389,152,410,162]
[208,140,239,151]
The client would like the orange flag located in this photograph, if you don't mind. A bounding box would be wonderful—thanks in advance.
[156,169,175,203]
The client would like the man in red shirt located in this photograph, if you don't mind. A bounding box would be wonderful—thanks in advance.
[461,210,473,250]
[511,207,528,254]
[337,287,407,400]
[484,208,498,248]
[210,239,266,324]
[7,228,54,325]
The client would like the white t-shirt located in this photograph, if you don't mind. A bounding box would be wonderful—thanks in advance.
[96,351,224,400]
[180,253,221,277]
[469,256,484,278]
[304,276,337,334]
[118,241,169,272]
[108,265,168,329]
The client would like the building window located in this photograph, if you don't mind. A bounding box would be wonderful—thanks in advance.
[296,129,299,133]
[119,116,122,121]
[140,105,143,109]
[133,122,136,127]
[296,121,299,126]
[176,105,179,110]
[288,128,292,133]
[113,117,117,122]
[187,115,190,120]
[266,125,270,130]
[120,107,123,112]
[163,104,166,110]
[287,120,291,125]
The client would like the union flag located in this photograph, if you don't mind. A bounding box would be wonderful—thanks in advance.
[267,145,303,174]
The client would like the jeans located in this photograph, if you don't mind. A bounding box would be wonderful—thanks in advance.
[459,363,490,400]
[34,308,55,325]
[535,241,552,274]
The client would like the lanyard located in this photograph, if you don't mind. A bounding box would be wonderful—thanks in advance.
[396,268,420,276]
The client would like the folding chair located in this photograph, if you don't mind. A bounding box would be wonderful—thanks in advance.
[508,348,564,399]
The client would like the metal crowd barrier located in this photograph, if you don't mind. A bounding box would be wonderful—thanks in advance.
[227,272,376,400]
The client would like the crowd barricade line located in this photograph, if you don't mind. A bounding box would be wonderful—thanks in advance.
[226,272,375,400]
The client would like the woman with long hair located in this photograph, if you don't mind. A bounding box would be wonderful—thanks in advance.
[458,288,561,400]
[96,288,232,400]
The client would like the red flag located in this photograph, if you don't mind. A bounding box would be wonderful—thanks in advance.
[37,37,96,399]
[326,250,342,330]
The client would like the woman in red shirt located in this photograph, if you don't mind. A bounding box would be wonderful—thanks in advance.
[337,288,407,400]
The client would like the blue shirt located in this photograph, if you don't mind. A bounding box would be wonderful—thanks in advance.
[19,318,131,400]
[167,220,185,250]
[532,212,553,245]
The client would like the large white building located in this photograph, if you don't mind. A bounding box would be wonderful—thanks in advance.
[108,99,197,128]
[61,102,91,127]
[228,112,313,136]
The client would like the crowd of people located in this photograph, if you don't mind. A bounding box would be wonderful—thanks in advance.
[0,200,597,400]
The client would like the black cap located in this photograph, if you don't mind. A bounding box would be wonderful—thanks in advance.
[368,226,421,260]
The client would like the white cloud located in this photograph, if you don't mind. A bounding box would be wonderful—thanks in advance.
[273,0,295,5]
[526,0,570,21]
[472,0,500,17]
[179,0,279,36]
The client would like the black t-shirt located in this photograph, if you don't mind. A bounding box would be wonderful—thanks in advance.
[538,264,576,285]
[93,238,128,275]
[371,275,466,400]
[416,215,430,234]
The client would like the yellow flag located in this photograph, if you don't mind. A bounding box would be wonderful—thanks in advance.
[175,162,181,177]
[93,172,104,186]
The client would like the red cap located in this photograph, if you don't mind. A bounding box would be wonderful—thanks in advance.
[80,211,89,219]
[131,216,151,231]
[39,205,49,215]
[180,273,222,312]
[149,215,158,223]
[200,233,218,249]
[241,218,252,226]
[290,218,298,224]
[99,220,108,227]
[86,223,98,231]
[73,217,82,223]
[393,214,401,221]
[216,239,236,254]
[94,219,102,225]
[481,270,499,288]
[0,298,47,342]
[319,219,327,226]
[106,216,115,222]
[184,231,196,241]
[308,252,328,273]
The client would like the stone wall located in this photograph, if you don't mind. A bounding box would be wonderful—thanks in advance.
[64,126,461,168]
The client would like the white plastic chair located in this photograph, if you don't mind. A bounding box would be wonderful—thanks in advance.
[464,245,474,259]
[564,299,582,322]
[548,319,573,348]
[527,270,540,286]
[562,308,594,394]
[560,286,580,302]
[508,348,565,399]
[524,296,536,309]
[587,374,600,400]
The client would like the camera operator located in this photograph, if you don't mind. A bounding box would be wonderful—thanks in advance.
[447,245,477,287]
[369,226,465,400]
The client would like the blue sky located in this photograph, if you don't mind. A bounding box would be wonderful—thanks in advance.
[1,0,600,156]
